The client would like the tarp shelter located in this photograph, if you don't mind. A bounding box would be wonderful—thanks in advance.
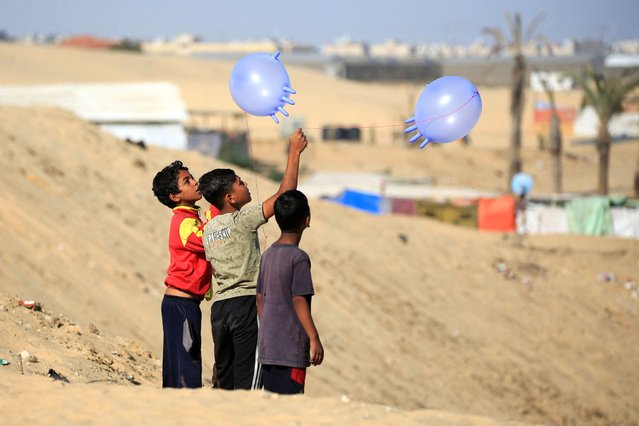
[299,172,494,201]
[566,196,614,236]
[390,198,417,216]
[573,106,639,139]
[330,190,386,215]
[517,197,639,239]
[611,208,639,239]
[414,200,478,228]
[533,100,576,137]
[517,204,569,235]
[478,196,516,232]
[0,82,188,149]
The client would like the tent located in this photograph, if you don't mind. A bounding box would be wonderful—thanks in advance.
[330,190,386,215]
[0,82,188,149]
[478,196,516,232]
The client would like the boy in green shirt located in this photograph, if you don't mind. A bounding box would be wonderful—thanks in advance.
[199,128,308,389]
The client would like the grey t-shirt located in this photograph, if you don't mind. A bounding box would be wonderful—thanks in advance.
[203,204,267,302]
[257,243,314,368]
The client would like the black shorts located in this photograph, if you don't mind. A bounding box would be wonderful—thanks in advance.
[161,295,202,388]
[262,364,306,395]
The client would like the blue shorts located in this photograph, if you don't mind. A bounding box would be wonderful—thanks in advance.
[161,295,202,388]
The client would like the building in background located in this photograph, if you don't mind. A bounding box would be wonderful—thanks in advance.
[0,82,188,149]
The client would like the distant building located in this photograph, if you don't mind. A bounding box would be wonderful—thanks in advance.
[326,58,441,82]
[322,37,369,58]
[0,82,188,149]
[142,34,280,56]
[573,39,607,56]
[58,35,117,49]
[370,40,414,59]
[611,39,639,55]
[605,54,639,71]
[442,54,603,87]
[279,39,317,54]
[530,71,576,92]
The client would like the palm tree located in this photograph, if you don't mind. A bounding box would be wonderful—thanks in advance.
[483,12,544,190]
[541,78,563,193]
[575,69,639,194]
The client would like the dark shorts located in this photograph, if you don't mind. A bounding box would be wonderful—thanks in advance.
[211,295,261,390]
[161,295,202,388]
[262,364,306,395]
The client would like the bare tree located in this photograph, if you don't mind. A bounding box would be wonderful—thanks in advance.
[483,12,544,190]
[574,69,639,194]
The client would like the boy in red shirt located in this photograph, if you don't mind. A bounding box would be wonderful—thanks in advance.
[152,160,214,388]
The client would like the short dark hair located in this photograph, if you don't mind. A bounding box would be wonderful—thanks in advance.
[152,160,188,208]
[199,168,236,210]
[274,190,310,232]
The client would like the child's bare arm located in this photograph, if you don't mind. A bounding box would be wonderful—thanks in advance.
[262,128,308,219]
[292,295,323,366]
[256,293,263,320]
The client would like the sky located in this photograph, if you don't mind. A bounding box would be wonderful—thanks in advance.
[1,0,638,45]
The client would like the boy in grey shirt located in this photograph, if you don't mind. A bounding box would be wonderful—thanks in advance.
[199,129,308,390]
[256,190,324,394]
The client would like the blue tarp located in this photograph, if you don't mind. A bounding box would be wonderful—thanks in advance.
[330,190,384,214]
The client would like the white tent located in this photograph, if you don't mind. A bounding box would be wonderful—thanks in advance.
[573,106,639,139]
[0,82,188,149]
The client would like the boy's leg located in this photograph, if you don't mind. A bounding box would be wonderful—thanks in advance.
[228,295,261,390]
[161,295,203,388]
[262,365,306,394]
[211,299,235,389]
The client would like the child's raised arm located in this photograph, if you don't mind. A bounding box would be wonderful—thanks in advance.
[262,128,308,219]
[292,295,323,366]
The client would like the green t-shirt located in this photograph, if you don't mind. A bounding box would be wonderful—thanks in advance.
[203,204,267,302]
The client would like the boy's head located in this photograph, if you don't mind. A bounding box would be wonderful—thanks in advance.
[152,160,201,208]
[199,168,251,210]
[274,190,310,232]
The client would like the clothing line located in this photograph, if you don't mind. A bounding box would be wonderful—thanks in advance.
[302,93,480,131]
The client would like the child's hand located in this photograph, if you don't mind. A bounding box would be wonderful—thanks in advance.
[310,337,324,366]
[289,128,308,155]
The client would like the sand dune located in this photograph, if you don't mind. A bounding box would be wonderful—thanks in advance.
[0,43,638,425]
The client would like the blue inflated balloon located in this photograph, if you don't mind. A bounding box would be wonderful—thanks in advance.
[229,51,296,124]
[511,173,534,196]
[405,76,482,148]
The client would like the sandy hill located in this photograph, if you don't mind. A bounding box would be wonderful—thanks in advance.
[0,43,638,425]
[1,105,637,425]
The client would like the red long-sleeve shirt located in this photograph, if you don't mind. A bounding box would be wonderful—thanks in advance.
[205,204,220,222]
[164,205,212,298]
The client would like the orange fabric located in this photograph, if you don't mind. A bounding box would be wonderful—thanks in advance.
[478,196,516,232]
[205,204,220,223]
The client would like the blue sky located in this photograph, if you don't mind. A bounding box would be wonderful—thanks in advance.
[2,0,637,44]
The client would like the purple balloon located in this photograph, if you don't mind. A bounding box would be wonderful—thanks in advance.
[229,51,296,124]
[405,76,482,148]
